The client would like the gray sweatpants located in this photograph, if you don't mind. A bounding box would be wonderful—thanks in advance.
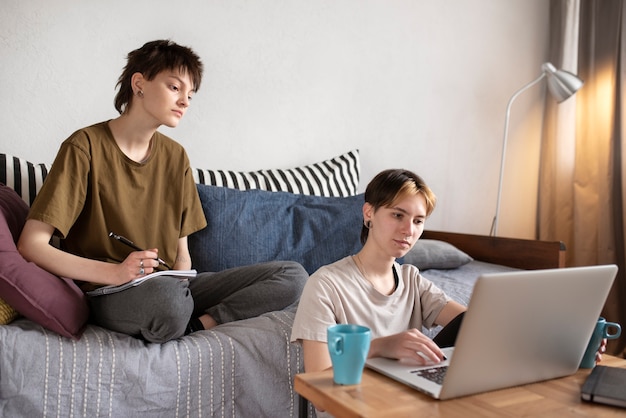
[87,261,308,343]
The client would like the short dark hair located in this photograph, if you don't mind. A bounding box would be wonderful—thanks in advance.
[360,169,436,244]
[114,40,204,114]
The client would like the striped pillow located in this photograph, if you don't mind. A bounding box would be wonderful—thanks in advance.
[0,154,49,206]
[193,149,360,197]
[0,149,361,206]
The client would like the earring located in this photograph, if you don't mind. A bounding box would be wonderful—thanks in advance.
[137,90,144,97]
[364,220,372,229]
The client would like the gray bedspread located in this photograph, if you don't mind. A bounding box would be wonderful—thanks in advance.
[0,260,516,418]
[422,260,519,306]
[421,260,519,338]
[0,308,305,418]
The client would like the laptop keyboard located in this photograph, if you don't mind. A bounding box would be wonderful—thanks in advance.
[412,366,448,385]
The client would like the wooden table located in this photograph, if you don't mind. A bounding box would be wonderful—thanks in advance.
[295,355,626,417]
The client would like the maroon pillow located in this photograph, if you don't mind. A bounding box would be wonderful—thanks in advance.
[0,183,89,339]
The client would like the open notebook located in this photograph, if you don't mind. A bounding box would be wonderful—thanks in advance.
[86,270,197,296]
[366,265,618,400]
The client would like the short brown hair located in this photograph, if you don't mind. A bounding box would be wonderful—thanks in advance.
[114,40,204,114]
[360,169,436,244]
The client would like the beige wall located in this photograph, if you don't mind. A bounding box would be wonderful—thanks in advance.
[0,0,549,238]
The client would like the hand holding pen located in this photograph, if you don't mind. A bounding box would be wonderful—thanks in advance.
[109,232,173,271]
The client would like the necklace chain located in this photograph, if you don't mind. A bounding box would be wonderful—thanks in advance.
[354,254,369,279]
[355,254,397,295]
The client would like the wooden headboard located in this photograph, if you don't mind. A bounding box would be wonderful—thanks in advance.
[422,230,566,270]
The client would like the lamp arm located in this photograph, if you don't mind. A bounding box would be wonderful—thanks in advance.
[490,72,546,236]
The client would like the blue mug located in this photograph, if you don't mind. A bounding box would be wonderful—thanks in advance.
[580,317,621,368]
[327,324,371,385]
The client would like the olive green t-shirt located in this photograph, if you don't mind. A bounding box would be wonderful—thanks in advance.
[28,121,207,285]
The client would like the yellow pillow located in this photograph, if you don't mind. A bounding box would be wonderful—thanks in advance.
[0,298,19,324]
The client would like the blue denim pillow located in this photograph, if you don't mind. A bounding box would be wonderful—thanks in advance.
[189,185,364,275]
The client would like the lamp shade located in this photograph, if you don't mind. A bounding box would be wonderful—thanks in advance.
[542,62,584,103]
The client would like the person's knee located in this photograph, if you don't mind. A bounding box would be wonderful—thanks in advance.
[142,317,188,343]
[140,279,194,343]
[280,261,308,302]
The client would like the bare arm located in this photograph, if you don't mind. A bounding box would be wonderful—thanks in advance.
[303,329,450,374]
[303,329,448,374]
[301,339,333,412]
[302,339,333,373]
[173,236,192,270]
[17,219,159,286]
[301,301,467,373]
[368,301,466,364]
[434,300,467,328]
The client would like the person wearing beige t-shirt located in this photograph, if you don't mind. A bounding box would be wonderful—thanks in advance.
[291,169,608,416]
[291,169,466,377]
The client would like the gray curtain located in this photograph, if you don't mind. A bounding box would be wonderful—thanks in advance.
[540,0,626,357]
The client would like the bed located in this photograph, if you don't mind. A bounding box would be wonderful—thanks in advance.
[417,230,565,338]
[421,230,566,270]
[420,230,565,305]
[0,228,565,418]
[0,151,566,418]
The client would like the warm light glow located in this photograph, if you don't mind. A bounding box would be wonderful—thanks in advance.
[576,62,615,178]
[591,65,616,143]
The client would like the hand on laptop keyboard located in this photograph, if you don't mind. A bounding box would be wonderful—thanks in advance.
[370,329,448,365]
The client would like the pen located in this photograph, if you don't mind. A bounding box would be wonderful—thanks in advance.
[109,232,172,270]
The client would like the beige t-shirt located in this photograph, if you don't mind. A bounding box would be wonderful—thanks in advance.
[29,121,207,286]
[290,256,451,343]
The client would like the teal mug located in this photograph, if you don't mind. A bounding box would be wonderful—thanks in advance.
[327,324,371,385]
[580,317,621,368]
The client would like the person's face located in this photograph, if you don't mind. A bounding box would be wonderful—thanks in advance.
[365,193,427,259]
[138,69,195,128]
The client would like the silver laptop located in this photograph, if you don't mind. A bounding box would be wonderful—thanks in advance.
[365,264,618,400]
